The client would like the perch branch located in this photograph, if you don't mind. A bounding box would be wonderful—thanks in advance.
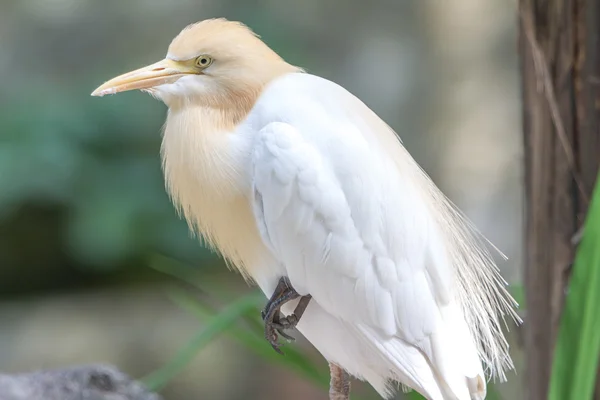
[329,363,351,400]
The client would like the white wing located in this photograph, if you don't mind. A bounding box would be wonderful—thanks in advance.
[252,120,448,341]
[250,120,481,399]
[247,73,518,400]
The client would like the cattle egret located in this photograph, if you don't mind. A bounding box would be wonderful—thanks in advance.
[92,18,520,400]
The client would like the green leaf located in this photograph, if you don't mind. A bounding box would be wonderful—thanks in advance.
[149,254,330,385]
[141,290,262,391]
[549,175,600,400]
[169,286,330,388]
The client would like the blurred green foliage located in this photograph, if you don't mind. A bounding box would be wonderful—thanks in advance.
[549,176,600,400]
[0,88,217,294]
[4,92,197,262]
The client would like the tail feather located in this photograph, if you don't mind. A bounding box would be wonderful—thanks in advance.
[356,325,445,400]
[426,301,487,400]
[357,299,486,400]
[394,139,521,382]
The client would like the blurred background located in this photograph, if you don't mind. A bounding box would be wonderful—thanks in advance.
[0,0,523,399]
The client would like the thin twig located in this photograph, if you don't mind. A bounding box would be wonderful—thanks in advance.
[519,4,589,204]
[329,363,351,400]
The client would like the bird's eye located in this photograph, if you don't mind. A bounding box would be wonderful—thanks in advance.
[195,55,213,68]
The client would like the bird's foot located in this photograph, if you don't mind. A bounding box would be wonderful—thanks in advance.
[261,277,311,354]
[264,312,298,353]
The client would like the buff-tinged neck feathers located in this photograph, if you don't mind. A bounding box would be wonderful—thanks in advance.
[161,106,270,281]
[161,19,299,279]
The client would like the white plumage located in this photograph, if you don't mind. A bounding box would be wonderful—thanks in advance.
[92,18,520,400]
[246,73,517,400]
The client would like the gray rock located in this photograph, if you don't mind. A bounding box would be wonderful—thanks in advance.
[0,364,162,400]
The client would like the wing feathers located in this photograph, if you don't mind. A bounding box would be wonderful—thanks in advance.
[243,73,519,399]
[250,119,497,400]
[251,121,445,341]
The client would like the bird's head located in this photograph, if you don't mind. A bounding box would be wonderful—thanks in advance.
[91,18,299,108]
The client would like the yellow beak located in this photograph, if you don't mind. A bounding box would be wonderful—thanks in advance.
[91,59,197,97]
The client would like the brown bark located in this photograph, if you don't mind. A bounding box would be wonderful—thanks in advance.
[520,0,600,399]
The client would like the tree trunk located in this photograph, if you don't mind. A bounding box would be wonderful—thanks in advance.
[519,0,600,399]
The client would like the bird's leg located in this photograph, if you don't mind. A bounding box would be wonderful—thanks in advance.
[261,276,312,354]
[329,363,351,400]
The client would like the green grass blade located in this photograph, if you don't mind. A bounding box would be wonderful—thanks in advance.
[149,258,331,387]
[141,290,262,391]
[169,286,329,387]
[406,391,425,399]
[549,176,600,400]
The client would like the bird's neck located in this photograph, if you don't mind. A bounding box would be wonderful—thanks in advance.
[160,65,300,278]
[160,104,269,279]
[165,87,257,127]
[161,105,251,201]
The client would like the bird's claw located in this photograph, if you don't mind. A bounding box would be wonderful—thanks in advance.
[275,313,299,329]
[263,310,299,354]
[265,322,284,355]
[276,328,296,342]
[273,313,298,341]
[261,277,311,355]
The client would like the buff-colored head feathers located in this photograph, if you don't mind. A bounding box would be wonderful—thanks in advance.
[168,18,280,63]
[92,18,300,108]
